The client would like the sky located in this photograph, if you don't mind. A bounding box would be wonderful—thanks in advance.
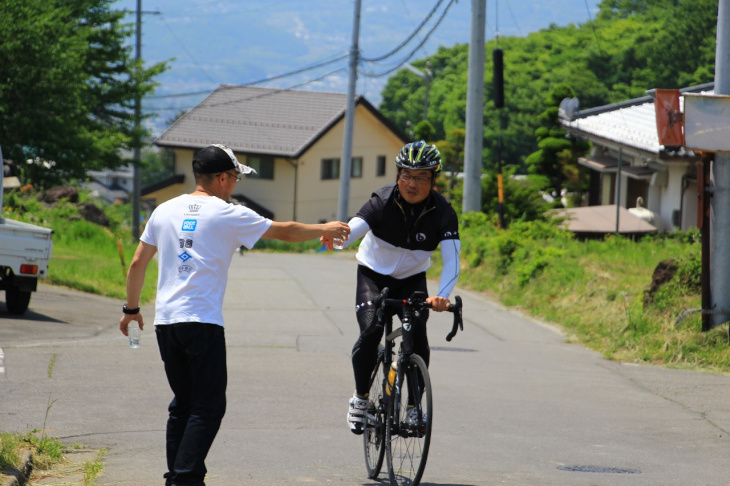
[111,0,601,135]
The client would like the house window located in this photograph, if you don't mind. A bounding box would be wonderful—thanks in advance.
[376,155,386,176]
[351,157,363,178]
[246,155,274,180]
[321,158,340,180]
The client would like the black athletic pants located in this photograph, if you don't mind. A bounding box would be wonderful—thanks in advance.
[156,322,227,486]
[351,265,430,396]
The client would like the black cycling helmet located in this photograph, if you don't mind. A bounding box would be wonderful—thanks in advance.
[395,140,442,174]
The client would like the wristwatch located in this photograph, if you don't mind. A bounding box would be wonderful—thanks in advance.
[123,304,141,315]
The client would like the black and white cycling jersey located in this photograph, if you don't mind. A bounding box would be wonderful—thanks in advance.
[345,183,460,299]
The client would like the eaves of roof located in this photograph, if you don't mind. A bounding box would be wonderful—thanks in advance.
[563,83,714,157]
[141,174,185,197]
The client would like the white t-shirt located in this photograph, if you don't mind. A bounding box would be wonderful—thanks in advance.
[141,194,272,327]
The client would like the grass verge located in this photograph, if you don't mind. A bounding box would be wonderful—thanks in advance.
[429,213,730,374]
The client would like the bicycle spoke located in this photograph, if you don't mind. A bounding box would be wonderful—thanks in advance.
[364,346,386,479]
[386,354,432,486]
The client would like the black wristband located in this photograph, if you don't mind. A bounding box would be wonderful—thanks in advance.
[123,304,140,315]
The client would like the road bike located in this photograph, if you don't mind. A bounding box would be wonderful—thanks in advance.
[361,288,463,486]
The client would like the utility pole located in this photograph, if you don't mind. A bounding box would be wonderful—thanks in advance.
[493,46,505,228]
[132,0,142,240]
[131,2,159,239]
[337,0,361,222]
[711,0,730,328]
[462,0,486,213]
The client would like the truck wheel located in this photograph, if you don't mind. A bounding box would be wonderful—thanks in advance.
[6,287,31,315]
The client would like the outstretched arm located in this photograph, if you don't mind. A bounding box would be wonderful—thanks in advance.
[321,216,370,251]
[262,220,350,243]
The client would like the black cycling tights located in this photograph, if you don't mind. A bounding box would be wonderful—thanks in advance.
[351,265,430,396]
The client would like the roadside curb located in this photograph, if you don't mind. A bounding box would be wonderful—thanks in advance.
[0,450,32,486]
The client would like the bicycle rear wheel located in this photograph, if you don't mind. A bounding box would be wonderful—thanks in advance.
[386,353,432,486]
[363,346,386,478]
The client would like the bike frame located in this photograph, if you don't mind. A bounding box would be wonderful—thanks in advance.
[362,288,463,486]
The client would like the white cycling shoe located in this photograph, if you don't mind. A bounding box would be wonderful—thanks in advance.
[347,393,369,435]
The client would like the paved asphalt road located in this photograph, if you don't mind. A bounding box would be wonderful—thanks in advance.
[1,251,730,485]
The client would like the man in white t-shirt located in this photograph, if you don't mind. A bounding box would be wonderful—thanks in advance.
[119,144,349,486]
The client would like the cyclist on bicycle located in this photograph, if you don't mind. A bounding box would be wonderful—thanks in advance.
[322,140,461,435]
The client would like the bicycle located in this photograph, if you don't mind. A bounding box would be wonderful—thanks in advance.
[361,287,463,486]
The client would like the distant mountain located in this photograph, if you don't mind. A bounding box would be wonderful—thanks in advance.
[112,0,600,135]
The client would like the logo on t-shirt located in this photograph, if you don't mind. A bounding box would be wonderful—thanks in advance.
[179,238,193,249]
[185,204,201,217]
[178,251,193,263]
[178,264,193,278]
[182,219,197,231]
[416,233,427,242]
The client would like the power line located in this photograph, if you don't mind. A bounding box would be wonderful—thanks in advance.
[184,68,348,110]
[140,0,454,112]
[584,0,606,56]
[240,53,349,86]
[148,89,215,99]
[147,52,348,100]
[502,0,523,37]
[143,68,347,115]
[360,0,446,62]
[359,0,455,78]
[158,13,218,84]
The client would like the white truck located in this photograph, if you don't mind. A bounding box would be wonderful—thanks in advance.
[0,144,54,315]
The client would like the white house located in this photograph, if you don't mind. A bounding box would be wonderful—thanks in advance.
[561,83,713,232]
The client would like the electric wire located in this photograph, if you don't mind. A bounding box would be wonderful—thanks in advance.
[359,0,455,78]
[503,1,523,37]
[239,53,349,86]
[141,0,454,115]
[143,68,346,113]
[186,68,348,110]
[147,52,348,99]
[360,0,446,62]
[583,0,606,56]
[158,13,218,84]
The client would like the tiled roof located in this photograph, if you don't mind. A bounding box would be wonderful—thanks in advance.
[155,85,399,158]
[563,83,714,156]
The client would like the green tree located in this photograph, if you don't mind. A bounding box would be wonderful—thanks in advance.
[0,0,168,186]
[596,0,680,21]
[639,0,717,88]
[525,85,590,205]
[378,1,715,177]
[140,148,175,187]
[414,120,436,142]
[433,127,465,197]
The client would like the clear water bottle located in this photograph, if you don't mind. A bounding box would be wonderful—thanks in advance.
[128,322,141,348]
[385,360,398,396]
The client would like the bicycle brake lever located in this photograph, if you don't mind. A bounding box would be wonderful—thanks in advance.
[445,296,463,342]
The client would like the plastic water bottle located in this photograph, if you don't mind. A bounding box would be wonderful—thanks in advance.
[385,361,398,396]
[128,322,141,348]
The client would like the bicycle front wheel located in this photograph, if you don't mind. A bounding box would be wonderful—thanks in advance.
[363,345,386,478]
[386,353,432,486]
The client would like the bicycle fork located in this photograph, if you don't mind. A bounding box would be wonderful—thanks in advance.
[389,357,425,438]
